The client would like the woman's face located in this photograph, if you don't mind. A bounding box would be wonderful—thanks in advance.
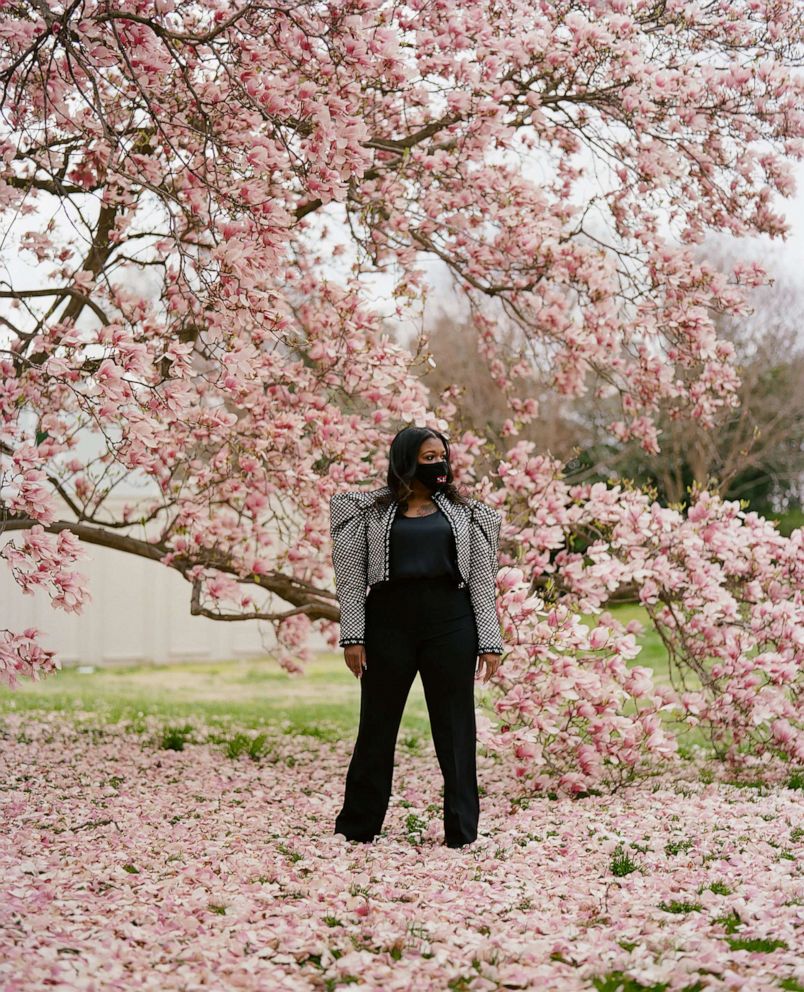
[418,437,447,465]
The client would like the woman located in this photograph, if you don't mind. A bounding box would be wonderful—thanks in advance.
[329,425,504,849]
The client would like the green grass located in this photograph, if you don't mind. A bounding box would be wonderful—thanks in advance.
[0,604,707,746]
[0,654,435,737]
[768,507,804,537]
[591,971,706,992]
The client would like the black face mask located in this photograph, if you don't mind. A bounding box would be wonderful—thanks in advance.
[414,459,449,491]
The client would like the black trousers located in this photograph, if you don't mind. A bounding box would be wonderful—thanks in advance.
[334,574,480,847]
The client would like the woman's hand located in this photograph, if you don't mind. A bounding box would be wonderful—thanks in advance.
[476,652,502,683]
[344,644,367,679]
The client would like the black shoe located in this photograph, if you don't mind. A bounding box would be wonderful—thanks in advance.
[335,830,375,843]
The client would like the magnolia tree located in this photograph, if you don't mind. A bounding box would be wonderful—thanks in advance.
[484,450,803,793]
[1,0,802,788]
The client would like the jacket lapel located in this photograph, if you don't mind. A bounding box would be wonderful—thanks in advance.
[433,490,470,584]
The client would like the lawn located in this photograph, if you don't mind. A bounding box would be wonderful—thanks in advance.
[0,604,671,737]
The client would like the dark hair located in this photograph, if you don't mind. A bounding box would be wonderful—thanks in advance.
[375,425,471,510]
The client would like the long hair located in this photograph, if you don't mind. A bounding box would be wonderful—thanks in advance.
[375,425,471,511]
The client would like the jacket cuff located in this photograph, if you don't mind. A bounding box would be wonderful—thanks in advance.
[339,637,366,647]
[478,646,504,656]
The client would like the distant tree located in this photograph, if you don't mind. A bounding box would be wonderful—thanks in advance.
[420,244,803,514]
[596,244,804,513]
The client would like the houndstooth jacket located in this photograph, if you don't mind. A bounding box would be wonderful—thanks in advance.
[329,484,504,655]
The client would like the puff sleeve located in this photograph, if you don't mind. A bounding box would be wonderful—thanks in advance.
[329,491,369,647]
[468,502,504,655]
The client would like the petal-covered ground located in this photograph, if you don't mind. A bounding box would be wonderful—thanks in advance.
[1,711,802,992]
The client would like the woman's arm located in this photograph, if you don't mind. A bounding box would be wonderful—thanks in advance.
[468,501,504,656]
[329,491,369,647]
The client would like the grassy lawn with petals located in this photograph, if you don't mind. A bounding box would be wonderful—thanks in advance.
[1,604,800,991]
[1,709,800,992]
[0,604,673,738]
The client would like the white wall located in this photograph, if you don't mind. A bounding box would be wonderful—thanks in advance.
[1,495,330,667]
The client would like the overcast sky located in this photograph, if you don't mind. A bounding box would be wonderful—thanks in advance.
[2,146,802,346]
[372,155,804,344]
[1,136,801,506]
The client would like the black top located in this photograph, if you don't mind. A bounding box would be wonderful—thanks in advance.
[388,506,461,581]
